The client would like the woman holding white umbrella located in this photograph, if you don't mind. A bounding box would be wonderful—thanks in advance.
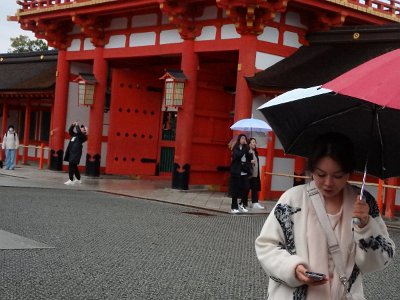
[229,134,252,213]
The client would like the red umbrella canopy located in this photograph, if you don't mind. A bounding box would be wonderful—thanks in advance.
[322,49,400,109]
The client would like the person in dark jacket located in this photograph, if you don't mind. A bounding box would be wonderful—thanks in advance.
[63,122,87,185]
[247,138,264,209]
[229,134,252,213]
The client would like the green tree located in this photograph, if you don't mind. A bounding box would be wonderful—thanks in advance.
[8,35,49,53]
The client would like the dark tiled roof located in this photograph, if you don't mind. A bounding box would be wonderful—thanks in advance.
[0,50,58,91]
[246,25,400,92]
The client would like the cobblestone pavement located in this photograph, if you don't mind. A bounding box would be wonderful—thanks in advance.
[0,187,398,300]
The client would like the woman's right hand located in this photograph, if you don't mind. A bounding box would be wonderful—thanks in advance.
[295,264,328,286]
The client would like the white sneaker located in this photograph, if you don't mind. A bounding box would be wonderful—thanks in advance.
[75,179,82,184]
[64,179,74,185]
[238,204,248,213]
[230,209,239,214]
[253,203,265,209]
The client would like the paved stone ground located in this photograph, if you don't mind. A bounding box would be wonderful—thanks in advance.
[0,187,398,299]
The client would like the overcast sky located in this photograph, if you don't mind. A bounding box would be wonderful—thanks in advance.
[0,0,36,53]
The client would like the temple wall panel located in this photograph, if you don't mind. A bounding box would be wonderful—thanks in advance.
[129,32,156,47]
[255,52,284,70]
[257,27,280,43]
[84,38,96,50]
[64,82,89,167]
[104,34,126,49]
[272,157,295,191]
[159,29,183,44]
[68,39,81,51]
[66,82,90,130]
[106,35,127,49]
[221,24,240,39]
[196,26,217,41]
[251,94,269,149]
[101,141,108,167]
[283,31,302,47]
[64,62,94,167]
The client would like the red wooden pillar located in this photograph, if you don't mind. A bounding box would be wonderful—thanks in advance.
[85,47,107,177]
[233,34,257,122]
[23,104,31,164]
[384,177,397,219]
[377,179,383,214]
[172,39,198,190]
[264,132,275,200]
[49,49,70,170]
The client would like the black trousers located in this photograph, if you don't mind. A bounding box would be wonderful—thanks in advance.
[249,177,260,203]
[68,163,81,181]
[230,175,250,209]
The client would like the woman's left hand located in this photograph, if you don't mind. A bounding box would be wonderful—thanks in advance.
[352,195,370,228]
[295,264,328,286]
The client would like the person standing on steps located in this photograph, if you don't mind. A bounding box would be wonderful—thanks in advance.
[63,122,87,185]
[2,125,20,170]
[247,138,264,210]
[229,134,252,213]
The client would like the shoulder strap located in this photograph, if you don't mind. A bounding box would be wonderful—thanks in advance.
[306,183,350,292]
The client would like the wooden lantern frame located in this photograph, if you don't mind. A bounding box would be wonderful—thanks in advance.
[73,73,97,106]
[159,70,187,109]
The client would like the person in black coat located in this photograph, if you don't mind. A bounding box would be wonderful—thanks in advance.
[229,134,252,213]
[63,122,87,185]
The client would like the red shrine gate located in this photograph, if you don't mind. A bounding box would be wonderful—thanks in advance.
[105,54,235,184]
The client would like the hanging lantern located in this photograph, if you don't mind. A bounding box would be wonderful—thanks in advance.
[159,70,187,109]
[73,73,97,106]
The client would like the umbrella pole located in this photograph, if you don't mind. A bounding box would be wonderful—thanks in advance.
[353,106,379,225]
[352,162,367,225]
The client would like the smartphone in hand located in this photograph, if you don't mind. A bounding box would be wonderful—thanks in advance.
[305,271,326,281]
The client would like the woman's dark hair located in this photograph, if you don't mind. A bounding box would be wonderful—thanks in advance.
[8,125,14,130]
[232,134,248,151]
[249,137,258,155]
[307,132,355,173]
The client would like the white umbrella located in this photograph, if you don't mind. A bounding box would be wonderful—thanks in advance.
[258,86,332,109]
[230,117,272,134]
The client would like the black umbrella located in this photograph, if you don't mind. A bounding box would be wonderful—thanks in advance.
[258,85,400,180]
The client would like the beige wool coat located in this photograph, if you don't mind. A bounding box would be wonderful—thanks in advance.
[255,183,395,300]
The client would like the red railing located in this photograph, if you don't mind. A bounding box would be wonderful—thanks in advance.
[15,0,400,18]
[17,0,90,10]
[349,0,400,15]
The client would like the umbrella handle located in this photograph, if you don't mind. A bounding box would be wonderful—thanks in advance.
[352,165,367,225]
[352,195,365,225]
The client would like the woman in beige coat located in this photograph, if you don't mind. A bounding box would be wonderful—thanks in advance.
[255,132,395,299]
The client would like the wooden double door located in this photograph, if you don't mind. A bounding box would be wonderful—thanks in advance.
[106,69,164,176]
